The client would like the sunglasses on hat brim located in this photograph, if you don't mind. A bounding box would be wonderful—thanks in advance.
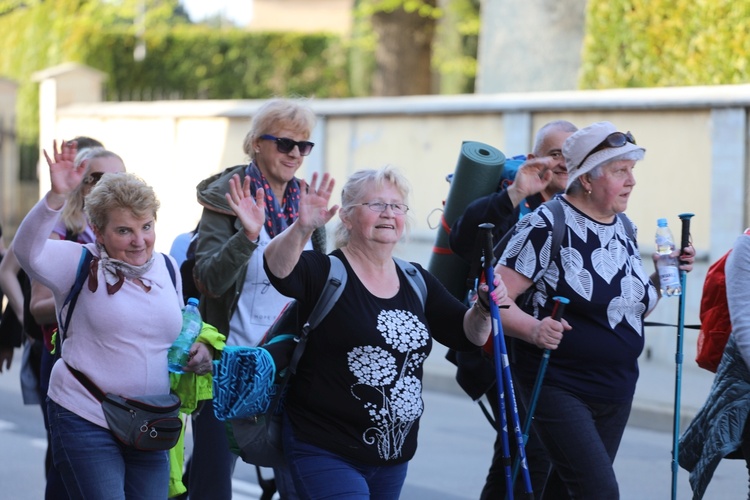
[574,131,636,172]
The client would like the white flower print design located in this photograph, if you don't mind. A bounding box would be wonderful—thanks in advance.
[348,309,428,460]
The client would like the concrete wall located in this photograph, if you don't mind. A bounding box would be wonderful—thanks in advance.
[31,64,750,367]
[477,0,588,92]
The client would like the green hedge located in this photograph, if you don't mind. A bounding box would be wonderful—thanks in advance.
[0,1,352,179]
[581,0,750,88]
[82,27,352,101]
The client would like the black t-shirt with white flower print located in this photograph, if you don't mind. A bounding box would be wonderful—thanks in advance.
[500,197,658,404]
[264,249,477,465]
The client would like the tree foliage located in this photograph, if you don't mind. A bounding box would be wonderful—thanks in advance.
[581,0,750,88]
[354,0,479,94]
[0,0,351,178]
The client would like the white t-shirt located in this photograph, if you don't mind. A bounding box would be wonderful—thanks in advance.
[228,226,313,347]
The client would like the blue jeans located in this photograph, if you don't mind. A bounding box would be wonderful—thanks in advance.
[41,351,69,500]
[282,413,408,499]
[516,382,631,500]
[47,399,169,500]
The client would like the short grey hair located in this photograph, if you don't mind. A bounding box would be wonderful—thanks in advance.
[532,120,578,156]
[334,165,411,248]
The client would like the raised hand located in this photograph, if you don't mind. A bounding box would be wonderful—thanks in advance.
[43,139,85,199]
[298,172,339,232]
[507,157,555,205]
[225,174,266,242]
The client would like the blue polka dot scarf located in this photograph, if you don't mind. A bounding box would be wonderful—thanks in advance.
[245,162,301,239]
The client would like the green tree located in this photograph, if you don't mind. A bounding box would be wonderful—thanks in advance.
[357,0,441,96]
[352,0,479,96]
[581,0,750,88]
[0,0,350,179]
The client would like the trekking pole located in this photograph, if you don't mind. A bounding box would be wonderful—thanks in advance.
[478,223,533,500]
[510,296,569,491]
[671,212,694,500]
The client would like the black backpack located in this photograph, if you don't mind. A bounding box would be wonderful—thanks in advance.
[179,231,201,305]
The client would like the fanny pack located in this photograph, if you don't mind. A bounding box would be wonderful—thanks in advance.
[67,363,182,451]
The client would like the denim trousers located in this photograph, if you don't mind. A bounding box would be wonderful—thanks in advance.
[47,399,169,500]
[41,352,69,500]
[282,413,408,499]
[515,382,632,500]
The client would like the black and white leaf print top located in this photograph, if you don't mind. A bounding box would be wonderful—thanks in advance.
[500,198,658,404]
[264,249,478,465]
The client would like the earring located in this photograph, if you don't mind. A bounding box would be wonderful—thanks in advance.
[586,189,592,195]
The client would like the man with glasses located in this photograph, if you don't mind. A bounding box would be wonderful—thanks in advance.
[447,120,577,500]
[187,98,326,500]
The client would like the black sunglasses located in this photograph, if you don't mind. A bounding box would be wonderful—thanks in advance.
[84,171,105,186]
[260,134,315,156]
[575,131,636,171]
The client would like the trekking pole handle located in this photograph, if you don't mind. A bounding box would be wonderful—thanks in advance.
[479,222,495,272]
[550,296,569,322]
[678,213,694,266]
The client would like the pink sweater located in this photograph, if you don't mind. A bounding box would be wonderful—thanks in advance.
[15,196,183,428]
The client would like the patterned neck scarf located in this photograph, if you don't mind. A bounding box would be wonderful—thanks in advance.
[89,243,155,294]
[245,162,301,238]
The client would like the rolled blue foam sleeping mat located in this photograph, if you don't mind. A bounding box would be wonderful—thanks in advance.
[428,141,505,300]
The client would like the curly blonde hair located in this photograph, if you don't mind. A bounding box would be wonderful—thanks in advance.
[85,173,159,233]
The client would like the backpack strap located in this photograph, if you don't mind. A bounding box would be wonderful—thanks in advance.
[536,198,566,282]
[394,257,427,308]
[287,255,347,376]
[163,253,177,290]
[303,255,347,331]
[57,247,95,344]
[616,212,636,243]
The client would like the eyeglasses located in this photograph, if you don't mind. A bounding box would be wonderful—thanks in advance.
[574,131,636,171]
[260,134,315,156]
[84,171,105,186]
[359,202,409,215]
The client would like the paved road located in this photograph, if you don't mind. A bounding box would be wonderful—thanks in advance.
[1,346,745,499]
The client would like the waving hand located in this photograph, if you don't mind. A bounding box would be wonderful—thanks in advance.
[298,172,339,232]
[43,140,85,209]
[225,174,266,242]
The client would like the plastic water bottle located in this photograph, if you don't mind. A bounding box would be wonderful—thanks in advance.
[655,218,682,297]
[168,297,203,373]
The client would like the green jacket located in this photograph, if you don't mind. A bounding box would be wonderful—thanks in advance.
[193,164,326,339]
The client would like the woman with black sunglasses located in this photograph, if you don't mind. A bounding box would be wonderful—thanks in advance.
[495,121,696,498]
[188,98,325,500]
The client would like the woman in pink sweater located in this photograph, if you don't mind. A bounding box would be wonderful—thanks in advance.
[14,141,214,499]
